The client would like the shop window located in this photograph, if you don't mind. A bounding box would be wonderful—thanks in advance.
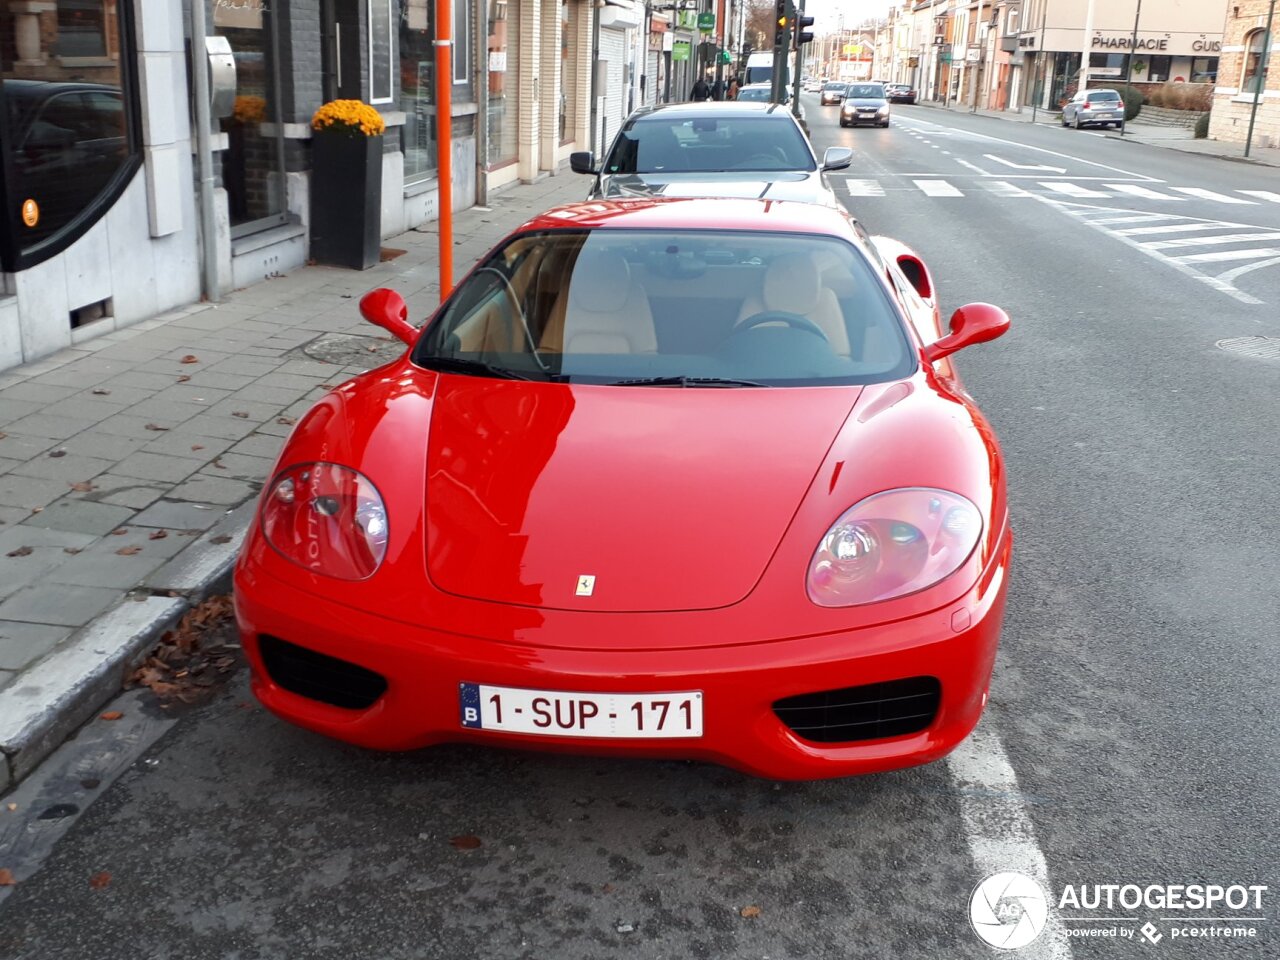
[399,0,437,182]
[487,0,518,166]
[0,0,140,270]
[1189,57,1217,84]
[1141,55,1172,83]
[1242,30,1265,93]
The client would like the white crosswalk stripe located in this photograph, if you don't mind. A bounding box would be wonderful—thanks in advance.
[1239,190,1280,203]
[1175,247,1280,263]
[1115,222,1227,236]
[846,179,885,197]
[1142,232,1280,251]
[1108,184,1185,201]
[1043,182,1110,198]
[985,180,1032,197]
[914,179,963,196]
[1172,187,1256,204]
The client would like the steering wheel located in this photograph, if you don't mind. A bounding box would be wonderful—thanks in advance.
[472,266,549,371]
[735,310,828,341]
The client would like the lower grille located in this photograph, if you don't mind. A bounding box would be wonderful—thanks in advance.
[773,676,941,744]
[258,635,388,710]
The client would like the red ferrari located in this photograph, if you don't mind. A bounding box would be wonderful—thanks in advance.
[234,197,1012,780]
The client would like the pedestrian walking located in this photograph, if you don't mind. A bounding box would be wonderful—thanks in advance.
[726,75,740,100]
[690,74,710,101]
[711,77,726,101]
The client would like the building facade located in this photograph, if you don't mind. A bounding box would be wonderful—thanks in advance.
[1208,0,1278,148]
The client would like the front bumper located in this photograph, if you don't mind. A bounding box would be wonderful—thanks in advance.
[234,533,1009,781]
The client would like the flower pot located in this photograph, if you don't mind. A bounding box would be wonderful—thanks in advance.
[310,132,383,270]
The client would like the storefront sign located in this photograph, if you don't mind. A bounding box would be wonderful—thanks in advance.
[213,0,267,30]
[1192,39,1222,52]
[697,12,714,32]
[672,40,690,62]
[1092,34,1169,50]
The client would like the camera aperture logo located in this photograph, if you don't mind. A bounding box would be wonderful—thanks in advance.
[970,872,1050,949]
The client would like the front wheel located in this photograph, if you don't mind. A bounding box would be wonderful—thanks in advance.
[880,120,890,127]
[1061,113,1069,127]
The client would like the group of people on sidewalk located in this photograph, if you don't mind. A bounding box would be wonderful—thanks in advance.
[689,72,740,102]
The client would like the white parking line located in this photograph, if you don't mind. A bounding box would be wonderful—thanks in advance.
[948,721,1074,960]
[914,179,964,196]
[1173,187,1256,204]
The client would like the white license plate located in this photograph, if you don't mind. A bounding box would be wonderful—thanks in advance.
[460,683,703,739]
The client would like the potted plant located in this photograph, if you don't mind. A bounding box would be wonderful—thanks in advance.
[309,99,386,270]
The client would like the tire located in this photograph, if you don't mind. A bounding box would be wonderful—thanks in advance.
[881,120,890,127]
[1061,112,1069,127]
[1074,113,1082,130]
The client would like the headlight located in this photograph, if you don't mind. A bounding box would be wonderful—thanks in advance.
[877,106,889,115]
[807,488,982,606]
[261,462,389,579]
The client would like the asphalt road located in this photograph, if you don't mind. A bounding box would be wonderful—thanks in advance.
[0,98,1277,960]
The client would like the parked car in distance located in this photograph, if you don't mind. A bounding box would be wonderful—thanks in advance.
[820,81,847,105]
[1061,88,1125,130]
[570,101,848,206]
[840,82,891,127]
[886,83,918,104]
[803,77,822,92]
[235,196,1013,780]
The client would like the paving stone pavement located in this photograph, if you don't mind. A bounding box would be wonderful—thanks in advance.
[0,172,588,782]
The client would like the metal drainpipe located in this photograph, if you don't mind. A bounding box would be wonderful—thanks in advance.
[188,0,220,303]
[475,0,488,204]
[591,0,602,155]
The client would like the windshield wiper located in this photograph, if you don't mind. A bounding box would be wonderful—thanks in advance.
[609,375,767,388]
[418,356,535,381]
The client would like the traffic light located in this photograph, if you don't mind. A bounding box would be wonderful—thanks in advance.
[774,0,790,48]
[795,13,815,45]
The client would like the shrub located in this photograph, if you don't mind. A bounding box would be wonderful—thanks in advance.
[1117,85,1144,121]
[1195,112,1210,139]
[1148,82,1213,112]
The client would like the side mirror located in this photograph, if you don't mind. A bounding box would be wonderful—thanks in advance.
[569,151,597,175]
[821,146,853,172]
[922,303,1010,364]
[359,288,417,345]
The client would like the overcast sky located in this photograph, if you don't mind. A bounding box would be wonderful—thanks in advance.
[804,0,894,31]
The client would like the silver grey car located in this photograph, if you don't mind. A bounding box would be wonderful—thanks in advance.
[1061,88,1126,130]
[839,83,890,128]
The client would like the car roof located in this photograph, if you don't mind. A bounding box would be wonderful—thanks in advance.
[624,101,799,122]
[519,198,863,243]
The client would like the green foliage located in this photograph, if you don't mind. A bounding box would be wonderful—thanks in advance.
[1117,85,1144,121]
[1195,112,1210,139]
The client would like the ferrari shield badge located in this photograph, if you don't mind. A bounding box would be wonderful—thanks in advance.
[575,575,596,597]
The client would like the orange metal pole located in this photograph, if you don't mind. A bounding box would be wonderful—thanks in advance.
[435,0,454,300]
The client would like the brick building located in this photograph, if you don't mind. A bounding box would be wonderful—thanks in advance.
[1209,0,1278,148]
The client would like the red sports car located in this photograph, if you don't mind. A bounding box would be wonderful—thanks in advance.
[234,198,1012,780]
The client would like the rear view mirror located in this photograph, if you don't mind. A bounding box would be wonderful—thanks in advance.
[923,303,1010,364]
[570,151,596,174]
[359,288,417,345]
[822,146,853,172]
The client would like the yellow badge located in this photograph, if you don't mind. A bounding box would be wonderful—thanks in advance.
[21,198,38,228]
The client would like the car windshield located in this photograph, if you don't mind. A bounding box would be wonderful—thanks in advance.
[604,115,815,173]
[735,87,770,102]
[846,84,884,99]
[824,83,845,91]
[413,228,915,387]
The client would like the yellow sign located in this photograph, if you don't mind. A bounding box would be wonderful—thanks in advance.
[21,198,38,228]
[844,43,861,55]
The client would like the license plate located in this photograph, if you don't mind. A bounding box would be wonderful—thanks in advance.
[460,683,703,739]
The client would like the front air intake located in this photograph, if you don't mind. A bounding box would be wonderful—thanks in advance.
[258,635,388,710]
[773,676,941,743]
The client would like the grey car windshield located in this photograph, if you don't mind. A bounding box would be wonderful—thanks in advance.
[604,116,815,174]
[846,84,885,99]
[414,229,915,386]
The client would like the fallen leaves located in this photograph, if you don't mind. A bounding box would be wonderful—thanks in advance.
[209,534,232,545]
[148,529,168,540]
[191,445,204,451]
[739,905,762,919]
[231,411,249,419]
[180,355,199,364]
[63,546,82,554]
[68,481,96,492]
[0,868,15,886]
[127,594,238,706]
[48,449,66,458]
[176,375,191,383]
[115,545,142,556]
[276,416,296,426]
[5,803,16,812]
[144,423,169,431]
[99,711,124,721]
[449,835,482,850]
[91,388,111,395]
[110,528,128,536]
[5,545,33,558]
[89,871,111,889]
[211,458,226,470]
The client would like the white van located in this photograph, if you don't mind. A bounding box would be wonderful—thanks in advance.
[743,52,790,89]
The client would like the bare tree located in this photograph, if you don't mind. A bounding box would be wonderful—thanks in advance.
[744,0,777,53]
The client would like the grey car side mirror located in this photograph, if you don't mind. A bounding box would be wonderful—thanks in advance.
[822,146,853,172]
[570,151,597,175]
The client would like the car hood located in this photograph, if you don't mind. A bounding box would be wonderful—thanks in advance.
[598,171,825,203]
[424,378,861,612]
[844,97,888,107]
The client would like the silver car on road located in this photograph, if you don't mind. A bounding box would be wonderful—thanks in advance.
[1061,88,1126,130]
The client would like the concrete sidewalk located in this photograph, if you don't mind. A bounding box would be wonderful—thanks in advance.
[919,98,1280,167]
[0,171,587,792]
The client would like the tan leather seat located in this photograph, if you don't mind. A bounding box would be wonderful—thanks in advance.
[735,253,850,356]
[540,251,657,354]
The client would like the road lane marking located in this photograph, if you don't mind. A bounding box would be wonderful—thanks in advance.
[1087,214,1171,224]
[1108,184,1186,201]
[954,158,990,175]
[1043,182,1110,198]
[984,154,1067,173]
[1219,255,1280,281]
[1239,190,1280,202]
[914,179,964,196]
[948,721,1075,960]
[1172,187,1256,204]
[1174,247,1280,263]
[986,180,1033,197]
[1115,222,1228,235]
[846,179,885,197]
[1142,232,1280,250]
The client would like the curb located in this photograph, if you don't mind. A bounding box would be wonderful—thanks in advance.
[0,502,255,792]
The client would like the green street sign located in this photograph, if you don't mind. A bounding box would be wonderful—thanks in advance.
[720,50,731,63]
[697,12,715,32]
[672,40,690,62]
